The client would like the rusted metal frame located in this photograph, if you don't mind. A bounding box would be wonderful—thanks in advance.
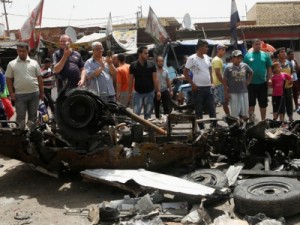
[239,170,300,178]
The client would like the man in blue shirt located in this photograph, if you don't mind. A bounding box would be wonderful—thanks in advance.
[84,41,116,102]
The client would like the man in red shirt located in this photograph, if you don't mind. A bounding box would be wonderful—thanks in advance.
[116,54,130,106]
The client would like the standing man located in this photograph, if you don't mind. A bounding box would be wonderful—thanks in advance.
[154,56,173,120]
[183,39,216,129]
[41,58,56,115]
[212,44,230,115]
[128,46,160,120]
[111,54,119,91]
[116,53,130,106]
[6,42,44,125]
[112,54,119,68]
[243,39,273,120]
[287,50,299,111]
[84,41,116,102]
[53,34,85,93]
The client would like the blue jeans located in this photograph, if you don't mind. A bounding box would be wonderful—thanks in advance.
[133,91,154,119]
[193,86,216,128]
[15,92,40,125]
[214,84,225,104]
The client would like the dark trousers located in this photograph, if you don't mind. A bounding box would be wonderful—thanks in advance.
[44,88,55,114]
[293,81,299,109]
[284,87,293,118]
[154,90,172,118]
[192,86,216,129]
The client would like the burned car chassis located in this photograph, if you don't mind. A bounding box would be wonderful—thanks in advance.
[0,89,207,174]
[1,88,300,175]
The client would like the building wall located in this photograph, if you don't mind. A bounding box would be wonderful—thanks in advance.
[11,26,102,43]
[247,1,300,25]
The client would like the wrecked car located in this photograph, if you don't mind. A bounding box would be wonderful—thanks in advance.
[1,88,300,175]
[0,88,209,175]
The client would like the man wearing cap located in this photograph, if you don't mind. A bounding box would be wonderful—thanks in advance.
[6,42,44,125]
[212,44,230,115]
[243,39,273,120]
[224,50,253,120]
[183,39,216,129]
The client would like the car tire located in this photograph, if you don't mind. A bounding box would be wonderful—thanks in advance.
[55,88,111,141]
[181,169,228,189]
[234,177,300,217]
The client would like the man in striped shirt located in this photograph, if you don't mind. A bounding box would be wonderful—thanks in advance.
[41,58,55,115]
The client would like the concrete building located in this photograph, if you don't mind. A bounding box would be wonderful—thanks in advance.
[247,1,300,25]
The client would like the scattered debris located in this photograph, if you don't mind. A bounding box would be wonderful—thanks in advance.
[225,163,244,186]
[245,213,286,225]
[87,204,100,225]
[214,213,248,225]
[3,89,300,223]
[197,198,212,225]
[80,169,215,197]
[14,211,32,220]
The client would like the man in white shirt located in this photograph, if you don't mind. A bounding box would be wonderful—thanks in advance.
[6,42,44,125]
[183,39,216,129]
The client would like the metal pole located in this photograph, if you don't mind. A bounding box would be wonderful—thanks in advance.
[2,0,11,37]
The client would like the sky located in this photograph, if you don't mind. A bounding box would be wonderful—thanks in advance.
[0,0,298,31]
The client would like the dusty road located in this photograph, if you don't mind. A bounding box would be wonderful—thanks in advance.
[0,157,126,225]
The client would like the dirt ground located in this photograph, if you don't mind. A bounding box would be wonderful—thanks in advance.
[0,156,127,225]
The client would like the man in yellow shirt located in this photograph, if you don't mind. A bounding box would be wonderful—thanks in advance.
[212,44,230,115]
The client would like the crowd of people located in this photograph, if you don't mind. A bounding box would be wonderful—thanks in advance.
[0,36,299,129]
[182,38,299,128]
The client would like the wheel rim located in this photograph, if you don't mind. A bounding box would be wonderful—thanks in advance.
[248,181,292,196]
[62,95,95,128]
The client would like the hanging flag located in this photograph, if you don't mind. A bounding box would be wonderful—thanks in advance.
[106,12,112,37]
[19,0,44,49]
[145,7,170,44]
[106,12,113,50]
[230,0,240,49]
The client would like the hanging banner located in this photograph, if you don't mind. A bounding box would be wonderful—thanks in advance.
[145,7,170,44]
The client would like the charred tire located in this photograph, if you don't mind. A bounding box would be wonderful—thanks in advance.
[181,169,228,189]
[55,88,110,141]
[234,177,300,217]
[61,94,96,128]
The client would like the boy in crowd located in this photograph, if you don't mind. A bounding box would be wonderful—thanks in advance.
[223,50,253,120]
